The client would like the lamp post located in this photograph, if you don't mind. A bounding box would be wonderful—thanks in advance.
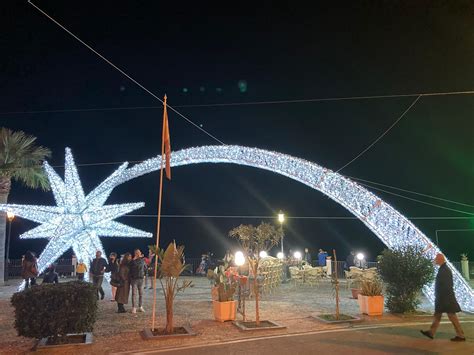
[278,211,285,254]
[234,251,246,321]
[5,211,15,282]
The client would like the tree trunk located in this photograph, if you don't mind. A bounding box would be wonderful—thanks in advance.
[0,177,11,285]
[165,298,173,334]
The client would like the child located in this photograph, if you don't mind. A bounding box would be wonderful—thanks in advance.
[76,259,87,281]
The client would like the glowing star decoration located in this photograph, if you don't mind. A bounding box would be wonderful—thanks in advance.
[0,148,152,287]
[98,145,473,312]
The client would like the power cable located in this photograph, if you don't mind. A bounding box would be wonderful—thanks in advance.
[27,0,225,145]
[358,181,474,216]
[1,90,474,116]
[349,176,474,209]
[335,95,421,173]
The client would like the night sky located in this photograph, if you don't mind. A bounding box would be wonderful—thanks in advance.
[1,1,473,261]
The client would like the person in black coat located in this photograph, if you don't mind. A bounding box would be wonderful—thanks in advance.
[421,253,465,342]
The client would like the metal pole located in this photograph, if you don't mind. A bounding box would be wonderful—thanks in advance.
[435,230,439,246]
[280,223,284,254]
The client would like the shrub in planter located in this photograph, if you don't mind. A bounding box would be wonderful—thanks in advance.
[377,245,434,313]
[11,281,97,344]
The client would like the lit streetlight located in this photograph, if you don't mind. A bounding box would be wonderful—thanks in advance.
[234,251,246,266]
[278,211,285,254]
[294,251,302,260]
[276,252,284,260]
[259,251,268,259]
[5,211,15,282]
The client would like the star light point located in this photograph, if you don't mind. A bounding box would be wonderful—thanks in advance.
[0,148,152,287]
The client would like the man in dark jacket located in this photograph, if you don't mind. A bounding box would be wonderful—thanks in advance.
[90,250,108,300]
[129,248,146,313]
[421,253,465,342]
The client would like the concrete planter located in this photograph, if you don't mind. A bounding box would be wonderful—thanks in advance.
[213,300,237,322]
[359,294,384,316]
[141,325,196,340]
[36,332,93,352]
[233,320,286,331]
[313,314,361,323]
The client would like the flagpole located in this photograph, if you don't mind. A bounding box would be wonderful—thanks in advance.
[151,95,167,332]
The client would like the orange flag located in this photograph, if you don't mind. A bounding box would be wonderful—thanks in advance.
[163,96,171,180]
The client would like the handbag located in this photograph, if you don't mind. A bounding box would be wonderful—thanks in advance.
[110,276,123,288]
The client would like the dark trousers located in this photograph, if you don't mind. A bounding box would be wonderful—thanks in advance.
[92,275,104,299]
[77,273,84,281]
[24,278,36,288]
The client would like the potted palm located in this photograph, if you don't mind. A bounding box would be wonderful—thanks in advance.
[208,264,239,322]
[142,242,194,339]
[358,278,384,316]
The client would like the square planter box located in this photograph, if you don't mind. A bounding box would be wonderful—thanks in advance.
[313,314,361,324]
[36,332,93,352]
[233,320,286,331]
[213,300,237,322]
[358,294,384,316]
[141,325,196,340]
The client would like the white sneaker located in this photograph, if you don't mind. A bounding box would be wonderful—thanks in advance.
[139,306,145,312]
[131,307,137,314]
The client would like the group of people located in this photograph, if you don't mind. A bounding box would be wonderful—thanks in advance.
[90,249,157,313]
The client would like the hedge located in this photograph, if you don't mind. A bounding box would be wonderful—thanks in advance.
[11,281,98,344]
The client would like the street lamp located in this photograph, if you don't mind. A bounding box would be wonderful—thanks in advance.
[5,211,15,282]
[259,251,268,259]
[278,211,285,254]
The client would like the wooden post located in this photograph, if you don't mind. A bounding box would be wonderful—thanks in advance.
[333,249,339,320]
[151,95,167,332]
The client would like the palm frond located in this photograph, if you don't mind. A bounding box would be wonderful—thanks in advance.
[0,127,52,191]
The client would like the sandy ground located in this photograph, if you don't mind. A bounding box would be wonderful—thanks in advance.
[0,276,471,354]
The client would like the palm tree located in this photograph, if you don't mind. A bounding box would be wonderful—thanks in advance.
[0,128,51,284]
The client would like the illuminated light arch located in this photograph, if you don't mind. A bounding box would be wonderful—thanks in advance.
[115,145,472,312]
[2,145,472,311]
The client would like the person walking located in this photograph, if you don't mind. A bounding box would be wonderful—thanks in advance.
[21,251,38,288]
[115,252,132,313]
[107,252,120,301]
[90,250,108,300]
[76,259,87,281]
[129,248,146,313]
[420,253,466,342]
[42,264,59,284]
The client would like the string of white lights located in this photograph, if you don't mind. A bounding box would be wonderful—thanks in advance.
[2,145,472,309]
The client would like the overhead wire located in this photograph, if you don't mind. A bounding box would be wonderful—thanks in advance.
[335,95,422,173]
[1,90,474,116]
[27,0,225,145]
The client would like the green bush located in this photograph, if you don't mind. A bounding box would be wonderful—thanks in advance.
[11,281,98,344]
[377,245,434,313]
